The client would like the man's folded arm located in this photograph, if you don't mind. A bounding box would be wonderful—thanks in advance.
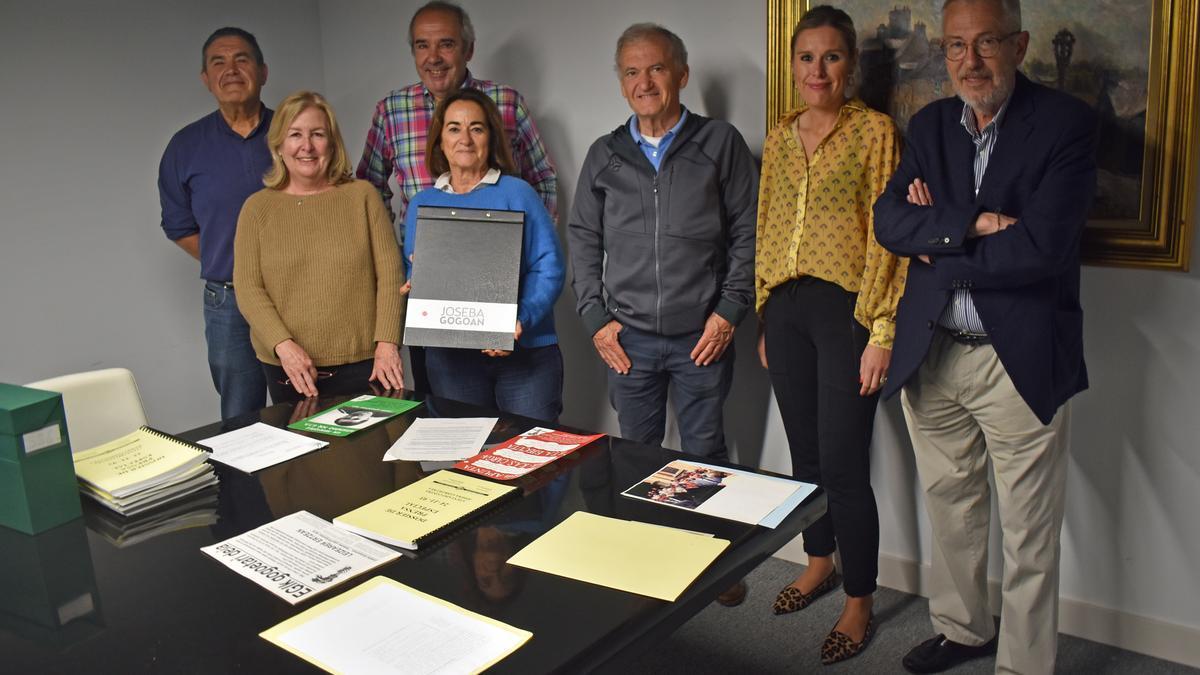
[931,116,1098,290]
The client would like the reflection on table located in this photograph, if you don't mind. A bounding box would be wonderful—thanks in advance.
[3,390,826,674]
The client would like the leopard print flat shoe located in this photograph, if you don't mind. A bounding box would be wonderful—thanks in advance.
[820,614,876,665]
[771,569,841,615]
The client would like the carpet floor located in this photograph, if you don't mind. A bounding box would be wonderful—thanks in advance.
[629,558,1197,674]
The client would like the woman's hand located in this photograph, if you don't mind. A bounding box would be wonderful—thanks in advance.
[483,321,522,358]
[370,341,405,390]
[859,344,891,396]
[402,252,414,296]
[757,324,768,369]
[275,339,319,397]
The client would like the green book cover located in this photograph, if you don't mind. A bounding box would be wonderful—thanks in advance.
[287,395,421,437]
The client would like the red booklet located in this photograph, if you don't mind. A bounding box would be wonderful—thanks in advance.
[455,427,605,480]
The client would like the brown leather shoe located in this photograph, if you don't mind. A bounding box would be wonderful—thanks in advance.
[772,570,841,614]
[716,580,748,607]
[820,613,875,665]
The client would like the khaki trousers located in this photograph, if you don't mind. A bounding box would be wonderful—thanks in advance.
[901,332,1070,675]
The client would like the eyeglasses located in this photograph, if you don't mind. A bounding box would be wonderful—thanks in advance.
[941,31,1022,61]
[279,371,334,386]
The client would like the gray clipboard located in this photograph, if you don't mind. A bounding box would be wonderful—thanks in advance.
[403,206,524,350]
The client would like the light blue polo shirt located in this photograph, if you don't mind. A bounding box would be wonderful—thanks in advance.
[628,107,688,172]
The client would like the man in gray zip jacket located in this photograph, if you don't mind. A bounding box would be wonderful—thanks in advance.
[568,23,758,460]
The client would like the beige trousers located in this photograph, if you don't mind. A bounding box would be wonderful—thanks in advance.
[901,332,1070,675]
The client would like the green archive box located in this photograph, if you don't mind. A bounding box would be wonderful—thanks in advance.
[0,384,82,534]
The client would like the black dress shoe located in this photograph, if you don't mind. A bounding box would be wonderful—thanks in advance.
[902,634,997,673]
[716,580,748,607]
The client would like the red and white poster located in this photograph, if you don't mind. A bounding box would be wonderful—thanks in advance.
[455,427,605,480]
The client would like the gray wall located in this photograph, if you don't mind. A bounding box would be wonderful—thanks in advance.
[0,0,327,425]
[1,0,1196,640]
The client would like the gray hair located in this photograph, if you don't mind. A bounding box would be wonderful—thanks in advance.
[943,0,1022,33]
[408,1,476,51]
[614,23,689,71]
[201,27,264,70]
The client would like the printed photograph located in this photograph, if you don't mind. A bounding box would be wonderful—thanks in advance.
[308,406,393,429]
[623,461,733,510]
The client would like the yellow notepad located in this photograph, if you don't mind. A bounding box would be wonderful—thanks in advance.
[261,576,531,674]
[333,471,517,550]
[506,511,731,601]
[73,426,210,498]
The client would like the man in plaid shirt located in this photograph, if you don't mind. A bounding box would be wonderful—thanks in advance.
[356,1,558,391]
[356,0,558,225]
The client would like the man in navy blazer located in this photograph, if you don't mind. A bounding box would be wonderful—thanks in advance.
[873,1,1097,673]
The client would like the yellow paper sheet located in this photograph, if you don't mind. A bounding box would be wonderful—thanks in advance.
[334,470,516,549]
[506,511,730,601]
[261,576,531,674]
[73,427,207,496]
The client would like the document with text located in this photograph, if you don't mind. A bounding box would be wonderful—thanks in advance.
[455,426,605,480]
[199,422,328,473]
[383,417,497,462]
[201,511,400,604]
[261,576,531,674]
[288,395,422,437]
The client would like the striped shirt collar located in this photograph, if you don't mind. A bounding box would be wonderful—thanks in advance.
[434,167,502,193]
[959,95,1012,140]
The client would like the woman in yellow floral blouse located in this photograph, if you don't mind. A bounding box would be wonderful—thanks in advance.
[756,5,907,664]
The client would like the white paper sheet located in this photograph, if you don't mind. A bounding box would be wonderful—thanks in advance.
[199,422,328,473]
[265,577,530,674]
[383,417,497,462]
[201,511,400,604]
[622,460,816,528]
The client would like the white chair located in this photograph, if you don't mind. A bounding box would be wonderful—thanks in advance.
[25,368,148,453]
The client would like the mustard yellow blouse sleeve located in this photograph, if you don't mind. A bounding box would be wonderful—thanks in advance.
[853,115,909,349]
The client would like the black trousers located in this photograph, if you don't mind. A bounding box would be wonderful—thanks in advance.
[408,345,429,393]
[262,358,375,405]
[764,277,880,597]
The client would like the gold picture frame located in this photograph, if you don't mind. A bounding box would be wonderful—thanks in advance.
[767,0,1198,271]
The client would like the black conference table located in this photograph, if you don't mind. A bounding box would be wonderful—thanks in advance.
[2,390,825,674]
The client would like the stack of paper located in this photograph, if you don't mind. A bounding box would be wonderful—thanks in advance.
[262,576,531,673]
[334,471,518,550]
[84,488,218,548]
[72,427,218,516]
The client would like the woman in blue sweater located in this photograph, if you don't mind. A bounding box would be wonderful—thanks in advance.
[404,89,565,421]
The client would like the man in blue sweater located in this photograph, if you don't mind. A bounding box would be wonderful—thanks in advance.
[158,27,271,420]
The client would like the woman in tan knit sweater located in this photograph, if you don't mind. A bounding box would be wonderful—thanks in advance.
[234,91,406,403]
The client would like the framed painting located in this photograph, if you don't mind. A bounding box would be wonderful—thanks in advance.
[767,0,1199,270]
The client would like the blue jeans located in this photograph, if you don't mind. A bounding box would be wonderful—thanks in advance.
[606,326,733,459]
[203,281,267,420]
[425,344,563,423]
